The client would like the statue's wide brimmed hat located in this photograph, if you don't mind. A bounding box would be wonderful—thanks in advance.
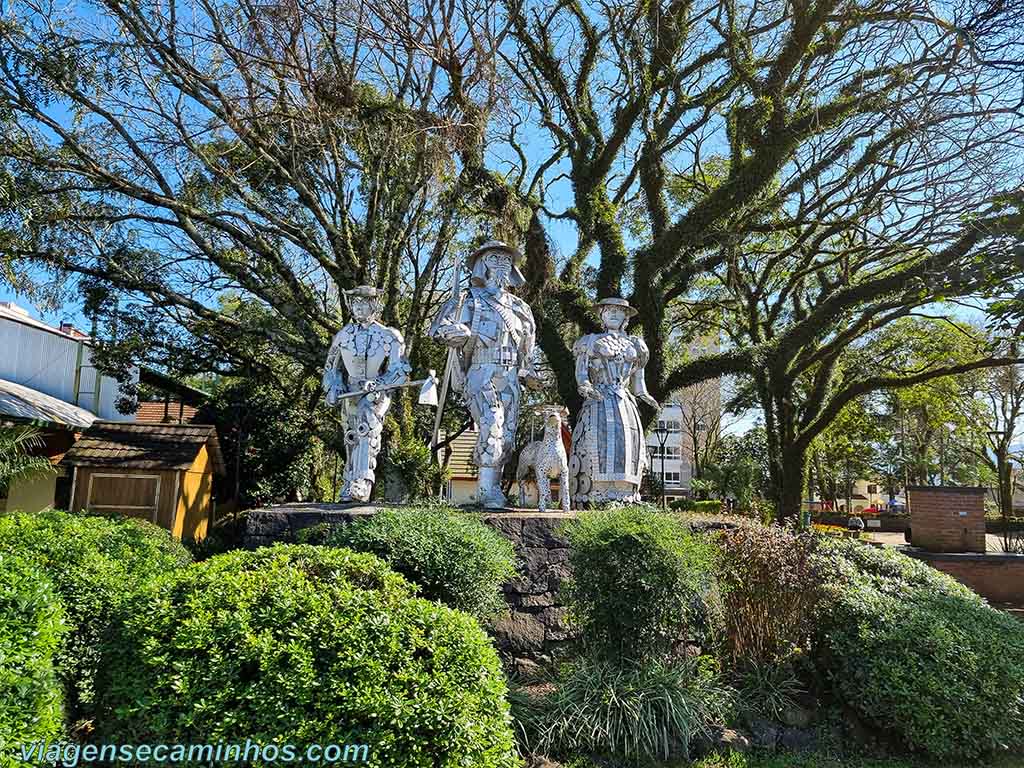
[595,296,638,317]
[342,285,383,314]
[343,285,382,299]
[468,241,526,288]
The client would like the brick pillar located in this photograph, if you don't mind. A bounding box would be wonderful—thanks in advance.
[908,486,986,553]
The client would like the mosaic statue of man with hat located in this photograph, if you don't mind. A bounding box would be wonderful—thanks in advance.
[323,285,411,501]
[568,296,659,505]
[430,241,542,507]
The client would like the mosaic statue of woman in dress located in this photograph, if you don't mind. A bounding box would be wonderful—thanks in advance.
[568,297,659,505]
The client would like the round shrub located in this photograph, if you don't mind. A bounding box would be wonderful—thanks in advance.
[717,525,825,666]
[326,505,517,620]
[564,507,718,663]
[817,539,1024,760]
[95,545,519,768]
[0,554,65,765]
[0,510,192,720]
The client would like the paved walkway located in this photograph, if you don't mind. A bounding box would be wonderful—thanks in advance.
[868,531,1010,552]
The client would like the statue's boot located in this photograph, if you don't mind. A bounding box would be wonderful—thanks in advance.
[477,467,508,509]
[339,478,372,503]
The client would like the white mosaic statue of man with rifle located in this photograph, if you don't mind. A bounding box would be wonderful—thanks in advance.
[322,286,421,502]
[430,241,543,508]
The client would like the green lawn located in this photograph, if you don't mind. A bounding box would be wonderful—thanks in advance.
[693,752,1024,768]
[559,751,1024,768]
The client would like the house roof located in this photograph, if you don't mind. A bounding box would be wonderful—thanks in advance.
[0,377,97,430]
[62,421,226,475]
[139,368,211,405]
[135,400,199,424]
[0,302,88,342]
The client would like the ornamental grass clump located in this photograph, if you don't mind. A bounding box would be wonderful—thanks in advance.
[95,545,519,768]
[325,504,517,621]
[522,655,733,763]
[0,554,65,766]
[0,510,191,723]
[563,507,719,664]
[817,538,1024,760]
[716,525,825,667]
[519,508,726,765]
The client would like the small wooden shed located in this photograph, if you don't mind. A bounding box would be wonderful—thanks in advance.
[63,421,225,541]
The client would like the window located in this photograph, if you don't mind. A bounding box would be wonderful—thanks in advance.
[657,419,682,434]
[648,445,681,460]
[661,471,681,486]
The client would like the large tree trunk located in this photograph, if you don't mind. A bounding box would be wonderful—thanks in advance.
[999,461,1014,519]
[774,449,807,524]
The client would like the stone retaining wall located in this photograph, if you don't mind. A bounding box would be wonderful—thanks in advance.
[242,504,579,666]
[243,504,736,667]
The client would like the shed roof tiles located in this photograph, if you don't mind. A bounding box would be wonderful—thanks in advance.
[63,421,225,475]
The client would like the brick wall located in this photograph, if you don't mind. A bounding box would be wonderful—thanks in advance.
[908,485,986,553]
[905,550,1024,603]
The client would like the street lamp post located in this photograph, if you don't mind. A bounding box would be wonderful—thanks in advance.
[939,428,945,485]
[646,444,657,502]
[653,423,670,509]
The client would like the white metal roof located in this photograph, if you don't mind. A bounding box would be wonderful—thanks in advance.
[0,377,97,429]
[0,302,86,341]
[0,303,134,421]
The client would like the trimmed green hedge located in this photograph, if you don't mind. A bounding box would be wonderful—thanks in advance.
[0,510,191,720]
[0,554,65,766]
[564,507,718,663]
[325,505,517,620]
[669,499,722,514]
[817,539,1024,760]
[95,545,520,768]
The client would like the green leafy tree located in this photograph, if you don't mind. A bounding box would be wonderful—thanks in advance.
[198,373,338,508]
[494,0,1024,520]
[3,0,1024,526]
[703,428,769,513]
[879,320,994,488]
[0,0,514,428]
[809,396,884,512]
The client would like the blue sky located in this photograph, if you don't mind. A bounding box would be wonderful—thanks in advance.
[0,284,90,329]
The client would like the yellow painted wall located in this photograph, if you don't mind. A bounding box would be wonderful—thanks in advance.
[175,445,212,541]
[3,474,56,513]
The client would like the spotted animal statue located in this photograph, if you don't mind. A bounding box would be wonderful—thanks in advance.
[516,406,571,512]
